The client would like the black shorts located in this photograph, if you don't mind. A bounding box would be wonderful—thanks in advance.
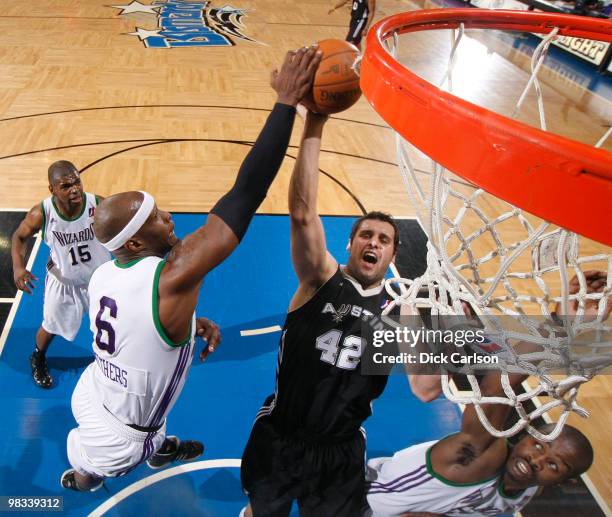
[241,416,366,517]
[346,15,368,46]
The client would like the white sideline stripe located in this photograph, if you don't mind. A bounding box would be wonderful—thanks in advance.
[240,325,282,337]
[0,208,28,212]
[0,298,15,303]
[89,459,242,516]
[0,236,42,356]
[522,379,611,517]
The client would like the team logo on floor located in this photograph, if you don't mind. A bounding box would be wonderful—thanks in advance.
[111,1,260,48]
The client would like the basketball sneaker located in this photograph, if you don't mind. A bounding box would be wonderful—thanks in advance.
[147,436,204,469]
[60,469,103,492]
[30,350,52,389]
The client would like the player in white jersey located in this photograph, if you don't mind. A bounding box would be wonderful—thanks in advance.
[60,46,323,492]
[365,403,592,516]
[11,161,111,388]
[365,273,609,516]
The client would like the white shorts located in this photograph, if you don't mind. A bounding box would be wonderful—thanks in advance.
[67,364,166,478]
[42,273,89,341]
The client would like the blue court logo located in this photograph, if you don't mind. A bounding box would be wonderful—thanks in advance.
[111,1,259,48]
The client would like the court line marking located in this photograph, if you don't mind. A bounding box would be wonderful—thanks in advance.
[0,298,15,303]
[240,325,282,337]
[89,459,242,517]
[0,235,42,356]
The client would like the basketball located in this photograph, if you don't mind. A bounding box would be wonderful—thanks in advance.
[305,39,362,115]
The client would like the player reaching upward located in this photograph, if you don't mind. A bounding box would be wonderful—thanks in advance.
[60,46,322,492]
[241,109,401,516]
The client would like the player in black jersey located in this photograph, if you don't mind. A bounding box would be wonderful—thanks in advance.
[240,109,399,516]
[329,0,376,49]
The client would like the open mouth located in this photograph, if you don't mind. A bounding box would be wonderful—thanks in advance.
[363,251,378,265]
[515,458,532,479]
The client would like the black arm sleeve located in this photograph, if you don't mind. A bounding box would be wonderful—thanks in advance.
[210,102,296,241]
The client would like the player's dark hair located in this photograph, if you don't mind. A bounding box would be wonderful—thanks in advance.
[349,211,399,252]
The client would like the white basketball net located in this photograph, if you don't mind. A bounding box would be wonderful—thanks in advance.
[380,23,612,441]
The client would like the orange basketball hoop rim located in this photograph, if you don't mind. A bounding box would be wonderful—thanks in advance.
[360,9,612,246]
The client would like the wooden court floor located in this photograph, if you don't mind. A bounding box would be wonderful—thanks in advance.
[0,0,610,513]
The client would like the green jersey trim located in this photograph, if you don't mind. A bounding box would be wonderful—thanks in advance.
[114,257,146,269]
[51,193,86,221]
[152,260,191,348]
[40,202,46,240]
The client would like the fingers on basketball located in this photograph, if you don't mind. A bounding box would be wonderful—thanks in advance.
[305,39,362,115]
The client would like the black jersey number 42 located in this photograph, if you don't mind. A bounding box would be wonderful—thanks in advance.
[316,329,364,370]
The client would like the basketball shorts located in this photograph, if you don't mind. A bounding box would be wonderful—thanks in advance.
[241,415,367,517]
[42,273,88,341]
[346,14,367,46]
[67,364,166,479]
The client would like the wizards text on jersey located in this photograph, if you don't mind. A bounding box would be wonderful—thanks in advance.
[51,224,95,247]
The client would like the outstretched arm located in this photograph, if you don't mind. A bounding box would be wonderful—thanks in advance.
[157,48,321,343]
[288,111,338,310]
[400,303,443,402]
[163,47,322,291]
[430,271,609,481]
[428,368,528,484]
[11,204,42,294]
[329,0,350,14]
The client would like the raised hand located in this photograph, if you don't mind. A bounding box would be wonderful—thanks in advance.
[271,46,323,107]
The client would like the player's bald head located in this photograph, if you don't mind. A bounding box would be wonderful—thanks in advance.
[48,160,79,185]
[94,191,147,244]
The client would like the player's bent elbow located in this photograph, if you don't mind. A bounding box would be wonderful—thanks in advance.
[409,376,442,402]
[413,387,441,403]
[11,230,26,247]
